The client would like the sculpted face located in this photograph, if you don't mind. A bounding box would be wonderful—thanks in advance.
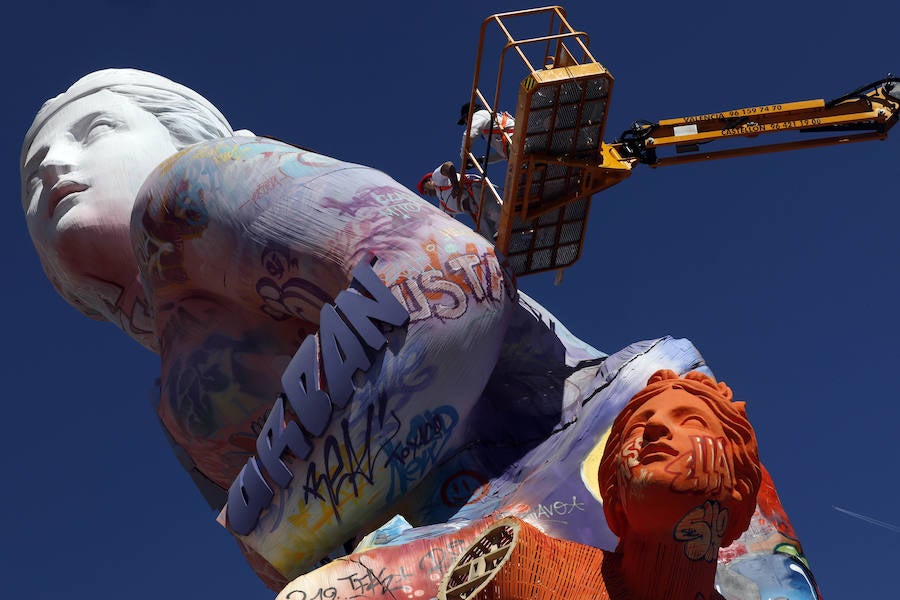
[21,89,177,297]
[615,388,736,536]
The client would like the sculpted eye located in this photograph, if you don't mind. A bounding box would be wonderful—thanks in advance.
[86,119,119,141]
[682,415,708,428]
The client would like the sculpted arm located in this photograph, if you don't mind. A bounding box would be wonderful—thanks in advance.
[133,137,516,578]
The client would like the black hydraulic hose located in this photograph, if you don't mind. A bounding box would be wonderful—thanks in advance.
[481,110,495,173]
[825,77,900,107]
[616,119,658,159]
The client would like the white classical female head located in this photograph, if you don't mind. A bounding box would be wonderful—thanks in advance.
[20,69,235,348]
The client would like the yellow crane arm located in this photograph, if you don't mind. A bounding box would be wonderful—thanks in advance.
[614,78,900,167]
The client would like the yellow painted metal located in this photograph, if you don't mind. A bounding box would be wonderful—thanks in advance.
[641,90,898,161]
[658,99,825,126]
[647,110,885,147]
[465,6,630,276]
[648,131,887,168]
[463,6,899,277]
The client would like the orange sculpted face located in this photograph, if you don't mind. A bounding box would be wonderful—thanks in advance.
[620,389,733,490]
[600,370,761,549]
[615,388,738,536]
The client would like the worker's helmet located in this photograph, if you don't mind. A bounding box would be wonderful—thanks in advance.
[457,102,484,125]
[416,172,433,194]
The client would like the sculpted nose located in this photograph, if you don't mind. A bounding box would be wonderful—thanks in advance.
[642,419,671,443]
[39,135,79,185]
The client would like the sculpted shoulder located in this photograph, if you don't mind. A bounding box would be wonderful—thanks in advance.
[135,135,358,212]
[130,137,342,297]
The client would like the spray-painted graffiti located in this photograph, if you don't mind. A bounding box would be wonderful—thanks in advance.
[356,186,422,220]
[261,244,298,280]
[674,500,728,562]
[228,260,410,535]
[303,404,398,522]
[393,269,467,321]
[524,495,586,524]
[336,564,410,599]
[618,434,734,498]
[249,171,289,207]
[320,185,421,220]
[284,559,436,600]
[382,405,459,499]
[440,470,490,508]
[417,538,470,578]
[617,434,642,487]
[446,253,506,303]
[167,335,242,438]
[289,363,461,525]
[666,436,735,496]
[279,522,488,600]
[256,244,333,321]
[285,587,337,600]
[389,250,509,323]
[80,277,155,347]
[257,277,333,321]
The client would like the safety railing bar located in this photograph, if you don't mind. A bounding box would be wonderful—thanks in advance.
[462,14,496,169]
[543,10,557,69]
[502,31,594,58]
[493,18,538,73]
[484,5,569,27]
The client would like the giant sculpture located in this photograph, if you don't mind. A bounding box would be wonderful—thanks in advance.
[21,69,819,599]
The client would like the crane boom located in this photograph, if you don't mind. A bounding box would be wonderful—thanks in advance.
[617,79,900,167]
[459,6,899,277]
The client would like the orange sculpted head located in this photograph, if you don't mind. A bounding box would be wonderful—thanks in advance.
[598,370,761,547]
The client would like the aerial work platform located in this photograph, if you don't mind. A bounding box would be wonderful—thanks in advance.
[461,6,628,276]
[460,6,900,278]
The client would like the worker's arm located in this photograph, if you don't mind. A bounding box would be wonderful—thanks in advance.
[440,160,479,216]
[439,161,463,197]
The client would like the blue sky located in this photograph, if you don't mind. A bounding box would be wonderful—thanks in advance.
[3,1,898,598]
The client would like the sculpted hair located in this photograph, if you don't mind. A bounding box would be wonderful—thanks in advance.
[106,84,233,148]
[21,69,239,165]
[598,369,761,547]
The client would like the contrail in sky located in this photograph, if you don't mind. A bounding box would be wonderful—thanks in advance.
[833,506,900,534]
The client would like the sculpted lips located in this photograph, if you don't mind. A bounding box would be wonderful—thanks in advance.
[48,180,89,215]
[638,441,678,463]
